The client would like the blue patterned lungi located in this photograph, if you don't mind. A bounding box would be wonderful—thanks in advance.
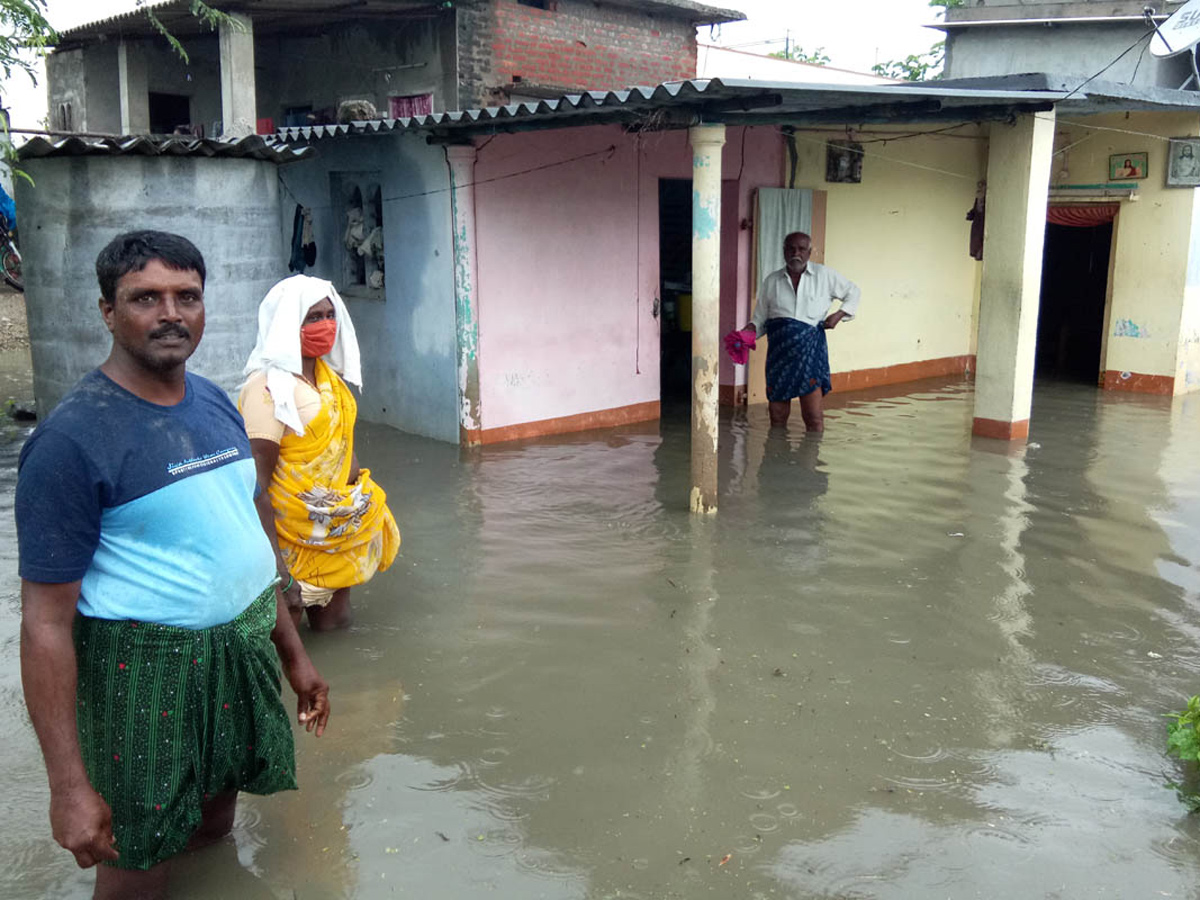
[765,317,831,402]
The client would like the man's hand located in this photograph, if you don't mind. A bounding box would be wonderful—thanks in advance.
[283,655,330,737]
[50,784,119,869]
[824,311,848,330]
[279,580,302,614]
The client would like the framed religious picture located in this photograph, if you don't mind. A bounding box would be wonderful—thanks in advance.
[1166,139,1200,187]
[1108,152,1147,181]
[825,140,863,184]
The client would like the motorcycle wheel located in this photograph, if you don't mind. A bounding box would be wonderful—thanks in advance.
[2,245,22,292]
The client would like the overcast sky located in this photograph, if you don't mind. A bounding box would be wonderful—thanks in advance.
[1,0,943,130]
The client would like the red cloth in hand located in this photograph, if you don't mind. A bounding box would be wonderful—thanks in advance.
[723,329,757,365]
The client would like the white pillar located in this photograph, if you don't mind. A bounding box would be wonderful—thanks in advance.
[446,144,483,445]
[219,13,256,138]
[974,110,1056,440]
[117,40,149,134]
[689,124,726,514]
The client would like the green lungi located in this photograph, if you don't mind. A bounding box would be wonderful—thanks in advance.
[73,586,297,870]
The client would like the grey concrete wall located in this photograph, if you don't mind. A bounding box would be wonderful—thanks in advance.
[276,133,459,443]
[945,23,1193,88]
[256,15,458,125]
[46,49,86,132]
[83,44,121,135]
[143,36,223,134]
[15,155,284,413]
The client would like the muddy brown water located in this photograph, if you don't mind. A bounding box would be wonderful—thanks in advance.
[3,374,1200,899]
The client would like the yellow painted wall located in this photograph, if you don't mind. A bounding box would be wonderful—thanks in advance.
[1177,190,1200,393]
[746,125,987,403]
[1051,111,1200,382]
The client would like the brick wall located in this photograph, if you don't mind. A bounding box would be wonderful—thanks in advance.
[458,0,698,108]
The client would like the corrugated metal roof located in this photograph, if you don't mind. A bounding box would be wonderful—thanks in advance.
[55,0,742,44]
[55,0,179,40]
[277,77,1068,142]
[17,134,311,163]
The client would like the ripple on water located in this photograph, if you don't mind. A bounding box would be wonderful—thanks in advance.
[477,746,512,767]
[1149,826,1200,868]
[956,821,1038,852]
[886,743,949,763]
[748,811,779,833]
[409,761,474,793]
[467,826,523,859]
[333,766,374,792]
[1022,663,1122,693]
[883,775,967,795]
[734,774,783,801]
[475,772,556,802]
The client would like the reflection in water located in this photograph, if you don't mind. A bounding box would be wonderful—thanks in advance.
[4,377,1200,898]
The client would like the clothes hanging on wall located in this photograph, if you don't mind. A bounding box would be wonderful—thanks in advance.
[966,199,985,261]
[289,205,317,273]
[301,208,316,267]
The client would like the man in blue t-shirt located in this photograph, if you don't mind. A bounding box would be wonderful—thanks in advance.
[16,231,331,898]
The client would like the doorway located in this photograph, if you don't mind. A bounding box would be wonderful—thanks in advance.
[1036,218,1113,383]
[658,179,692,404]
[148,92,192,135]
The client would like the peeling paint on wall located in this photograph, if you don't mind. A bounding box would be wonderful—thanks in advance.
[692,190,719,241]
[1113,318,1151,339]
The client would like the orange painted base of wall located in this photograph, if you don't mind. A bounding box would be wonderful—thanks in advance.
[1102,370,1174,395]
[831,354,975,393]
[719,384,747,406]
[972,417,1030,440]
[477,400,660,445]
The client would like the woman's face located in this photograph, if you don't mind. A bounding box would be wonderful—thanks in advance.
[303,298,336,328]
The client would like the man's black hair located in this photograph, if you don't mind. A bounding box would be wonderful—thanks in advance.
[95,230,206,302]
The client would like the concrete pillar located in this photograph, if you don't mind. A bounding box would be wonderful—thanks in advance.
[116,41,149,135]
[219,13,256,138]
[974,110,1056,440]
[689,124,726,514]
[446,145,483,445]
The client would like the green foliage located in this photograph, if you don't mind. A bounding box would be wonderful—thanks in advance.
[1,0,236,181]
[929,0,964,8]
[871,41,946,82]
[769,46,831,67]
[143,0,238,66]
[1165,695,1200,812]
[0,0,55,83]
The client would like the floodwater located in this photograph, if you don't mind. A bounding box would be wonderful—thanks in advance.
[3,372,1200,899]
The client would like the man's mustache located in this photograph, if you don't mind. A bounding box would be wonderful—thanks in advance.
[149,324,190,340]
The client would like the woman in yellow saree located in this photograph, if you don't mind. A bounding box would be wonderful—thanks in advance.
[240,275,400,630]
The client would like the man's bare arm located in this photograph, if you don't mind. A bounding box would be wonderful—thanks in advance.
[20,578,120,868]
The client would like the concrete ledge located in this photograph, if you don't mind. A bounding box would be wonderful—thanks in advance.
[973,417,1030,440]
[1102,370,1174,394]
[831,354,976,393]
[478,400,660,445]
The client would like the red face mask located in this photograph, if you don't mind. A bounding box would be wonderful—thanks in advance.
[300,319,337,358]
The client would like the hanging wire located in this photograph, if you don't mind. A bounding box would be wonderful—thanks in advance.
[781,127,978,181]
[1057,118,1180,144]
[1062,29,1155,100]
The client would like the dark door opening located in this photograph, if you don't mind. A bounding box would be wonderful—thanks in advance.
[1036,220,1112,384]
[658,179,692,404]
[148,92,192,135]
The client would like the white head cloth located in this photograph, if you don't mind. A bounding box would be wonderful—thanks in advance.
[243,274,362,436]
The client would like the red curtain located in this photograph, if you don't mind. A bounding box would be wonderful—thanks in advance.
[389,94,434,119]
[1046,205,1119,228]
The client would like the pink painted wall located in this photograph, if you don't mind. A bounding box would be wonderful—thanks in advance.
[473,124,784,431]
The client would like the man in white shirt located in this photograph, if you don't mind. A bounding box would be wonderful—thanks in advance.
[742,231,860,430]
